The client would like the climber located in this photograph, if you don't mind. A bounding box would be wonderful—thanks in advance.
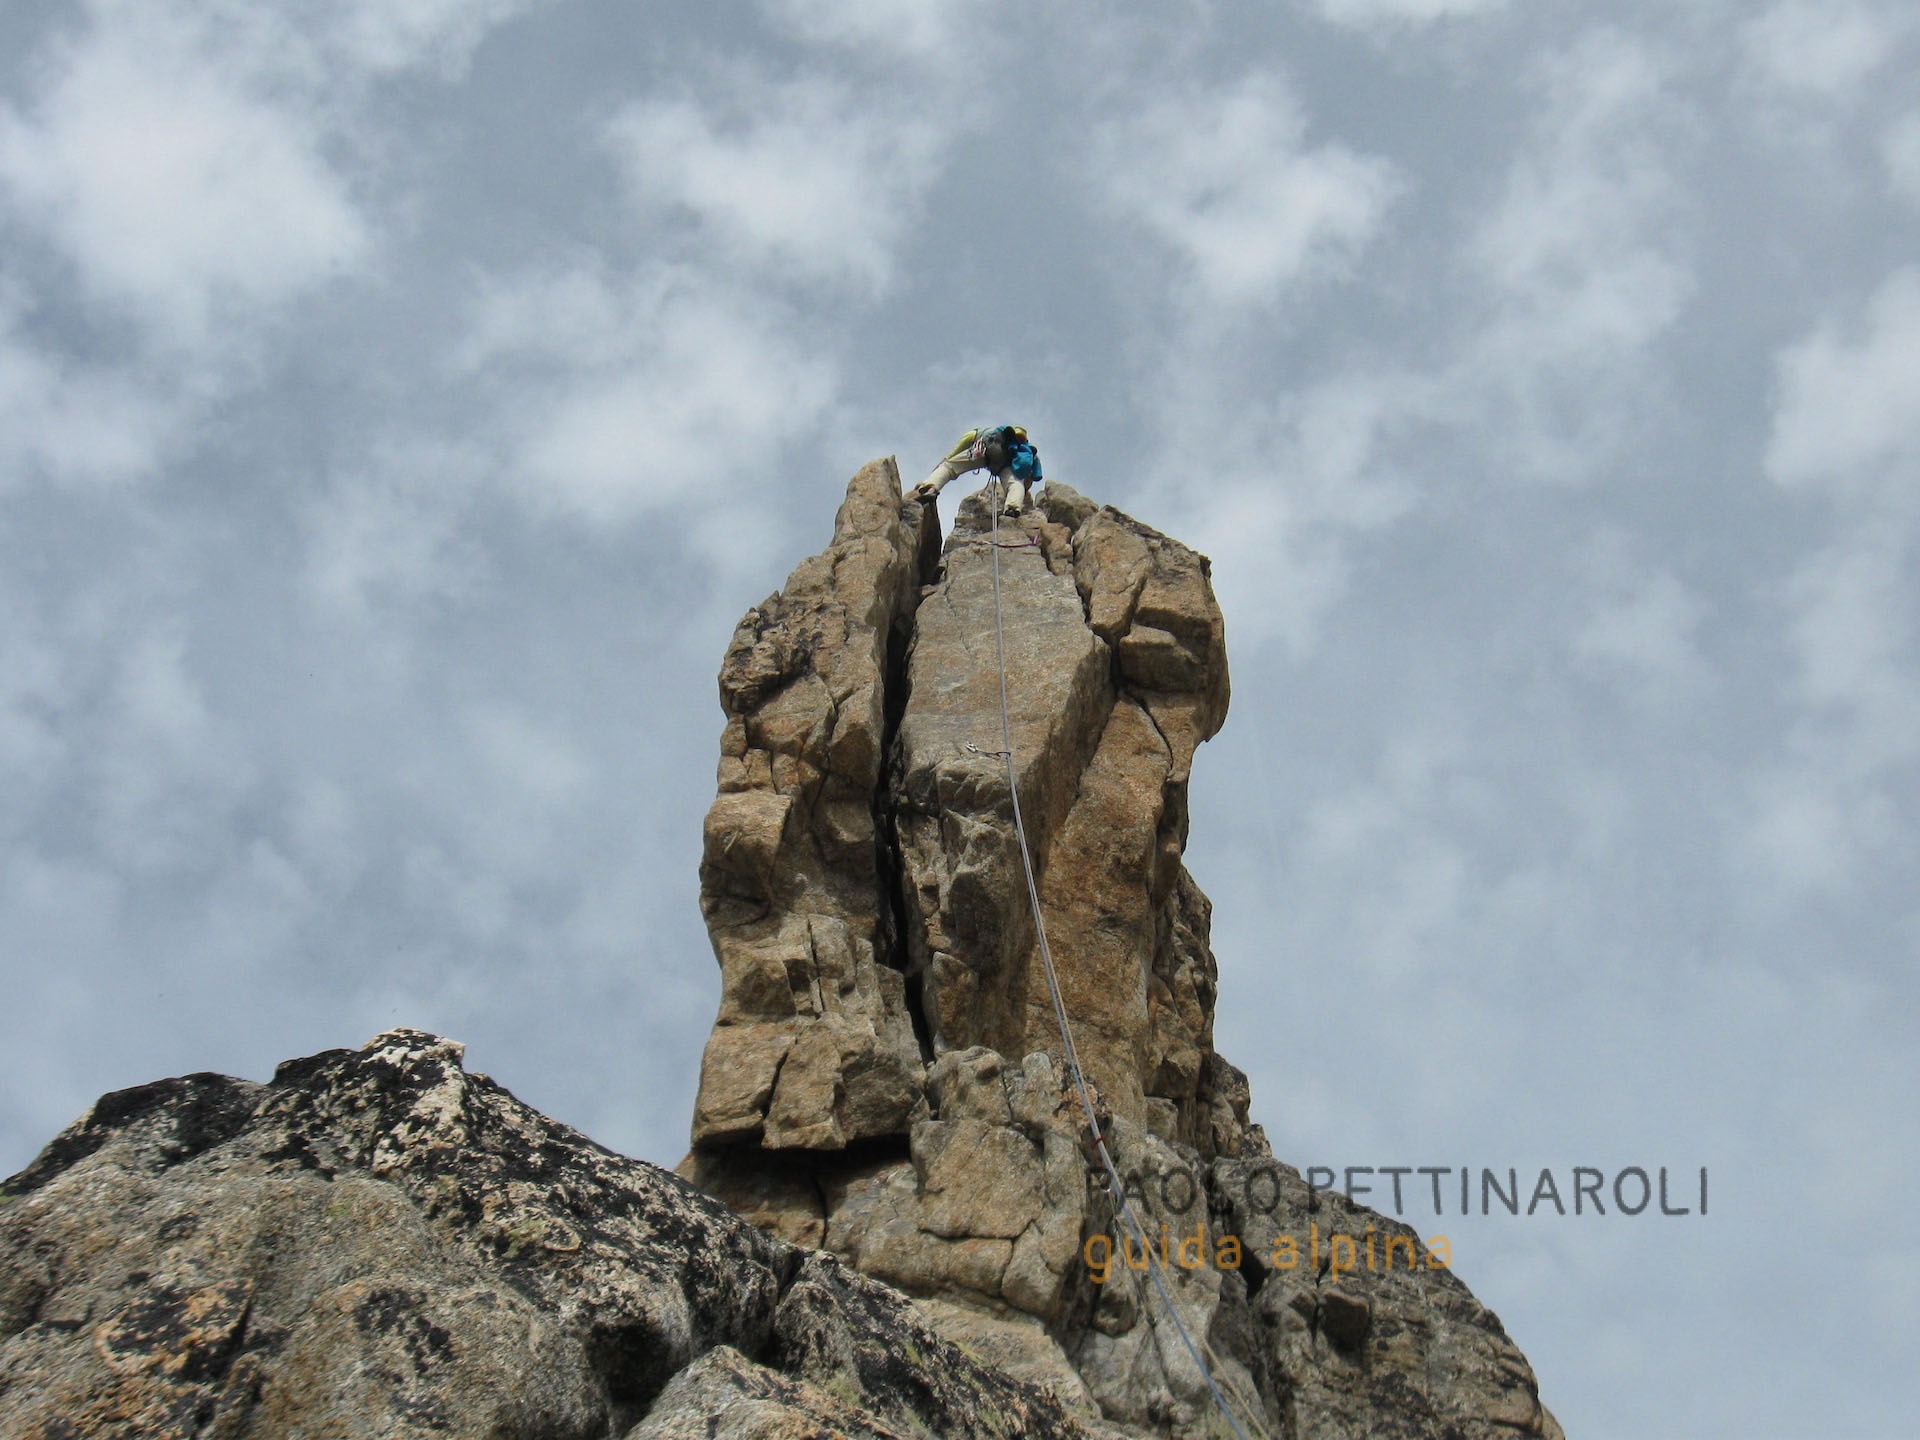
[911,425,1043,515]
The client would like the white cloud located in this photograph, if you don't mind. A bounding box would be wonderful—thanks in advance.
[1185,483,1352,659]
[94,623,258,873]
[304,441,489,620]
[1130,29,1695,667]
[1168,371,1422,655]
[465,705,592,813]
[0,300,191,488]
[1886,111,1920,204]
[0,0,541,498]
[1767,267,1920,500]
[459,265,839,525]
[1273,716,1589,1012]
[1098,75,1400,307]
[456,264,638,370]
[285,777,363,891]
[1743,759,1896,897]
[1575,562,1708,683]
[0,12,370,347]
[118,626,210,746]
[1473,202,1689,364]
[0,595,70,816]
[328,0,546,75]
[1783,534,1918,751]
[1742,0,1905,96]
[70,0,540,85]
[1470,32,1690,355]
[1451,29,1692,481]
[605,75,940,295]
[1748,273,1920,902]
[1309,0,1512,28]
[759,0,989,58]
[518,329,834,522]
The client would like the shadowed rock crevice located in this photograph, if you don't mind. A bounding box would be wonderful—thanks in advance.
[876,589,937,1067]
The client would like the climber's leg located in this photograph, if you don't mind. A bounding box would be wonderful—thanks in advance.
[913,457,974,501]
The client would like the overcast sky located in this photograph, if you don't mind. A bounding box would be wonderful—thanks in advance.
[3,1,1916,1435]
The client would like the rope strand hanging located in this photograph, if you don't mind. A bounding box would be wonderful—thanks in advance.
[983,483,1269,1440]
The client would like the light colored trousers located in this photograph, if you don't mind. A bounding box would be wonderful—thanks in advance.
[918,456,1030,513]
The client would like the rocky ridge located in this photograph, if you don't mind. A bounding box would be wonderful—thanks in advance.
[680,459,1564,1439]
[0,1029,1091,1439]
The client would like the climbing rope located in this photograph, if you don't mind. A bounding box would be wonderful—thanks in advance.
[983,485,1269,1440]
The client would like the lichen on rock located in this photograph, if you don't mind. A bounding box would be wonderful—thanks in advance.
[1,1027,1098,1439]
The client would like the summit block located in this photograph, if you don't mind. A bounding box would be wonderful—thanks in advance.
[682,460,1562,1440]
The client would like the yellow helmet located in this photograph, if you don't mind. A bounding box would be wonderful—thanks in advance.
[1010,426,1028,442]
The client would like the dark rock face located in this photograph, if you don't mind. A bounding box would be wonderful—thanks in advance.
[0,1029,1094,1440]
[680,461,1565,1439]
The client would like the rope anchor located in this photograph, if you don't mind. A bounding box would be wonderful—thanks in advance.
[963,740,1011,760]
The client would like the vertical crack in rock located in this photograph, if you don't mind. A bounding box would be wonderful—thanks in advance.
[875,599,935,1066]
[688,459,935,1161]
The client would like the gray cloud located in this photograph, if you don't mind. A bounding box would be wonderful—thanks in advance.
[3,3,1916,1436]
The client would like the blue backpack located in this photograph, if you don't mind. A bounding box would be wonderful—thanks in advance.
[1009,441,1042,482]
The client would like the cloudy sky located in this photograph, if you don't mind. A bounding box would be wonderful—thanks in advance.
[3,0,1916,1434]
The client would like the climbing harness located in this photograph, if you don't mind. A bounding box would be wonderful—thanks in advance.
[983,485,1269,1440]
